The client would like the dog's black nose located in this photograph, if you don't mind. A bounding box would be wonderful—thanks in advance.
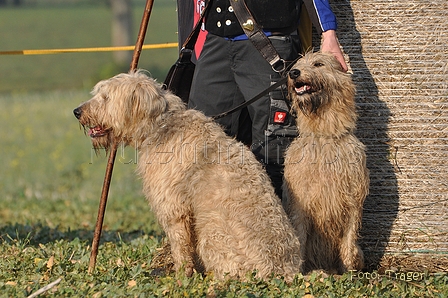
[73,107,82,119]
[289,69,301,79]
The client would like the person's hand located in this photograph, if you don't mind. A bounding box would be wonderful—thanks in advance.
[321,30,348,72]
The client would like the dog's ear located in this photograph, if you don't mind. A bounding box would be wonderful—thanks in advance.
[129,79,168,120]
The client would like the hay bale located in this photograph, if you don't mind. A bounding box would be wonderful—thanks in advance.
[323,0,448,272]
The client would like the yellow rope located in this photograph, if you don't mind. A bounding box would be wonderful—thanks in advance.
[0,43,178,56]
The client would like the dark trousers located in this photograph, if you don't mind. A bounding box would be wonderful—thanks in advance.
[188,33,301,197]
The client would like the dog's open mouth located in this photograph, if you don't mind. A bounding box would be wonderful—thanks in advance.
[88,125,109,138]
[294,81,315,96]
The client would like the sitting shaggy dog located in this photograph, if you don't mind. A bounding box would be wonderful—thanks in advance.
[73,70,303,280]
[283,52,369,273]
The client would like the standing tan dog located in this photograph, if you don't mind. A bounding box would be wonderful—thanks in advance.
[283,52,369,273]
[73,70,303,281]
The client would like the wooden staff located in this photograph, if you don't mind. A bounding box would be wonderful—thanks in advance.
[88,0,155,274]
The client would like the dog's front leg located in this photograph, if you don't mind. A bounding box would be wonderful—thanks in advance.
[282,189,308,273]
[339,214,364,272]
[163,215,196,277]
[293,214,309,273]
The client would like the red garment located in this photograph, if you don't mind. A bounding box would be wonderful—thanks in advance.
[194,0,208,59]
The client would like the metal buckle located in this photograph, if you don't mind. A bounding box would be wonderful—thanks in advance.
[272,59,286,73]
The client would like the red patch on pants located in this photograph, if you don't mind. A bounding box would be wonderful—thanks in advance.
[273,111,287,124]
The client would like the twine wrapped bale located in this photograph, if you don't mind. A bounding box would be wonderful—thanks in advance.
[319,0,448,272]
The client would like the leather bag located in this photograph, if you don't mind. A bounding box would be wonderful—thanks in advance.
[163,49,195,103]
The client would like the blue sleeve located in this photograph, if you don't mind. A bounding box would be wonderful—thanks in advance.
[303,0,337,33]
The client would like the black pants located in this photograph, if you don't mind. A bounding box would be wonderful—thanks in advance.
[188,33,301,197]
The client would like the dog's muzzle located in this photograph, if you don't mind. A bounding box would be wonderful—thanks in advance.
[73,107,82,119]
[288,69,314,96]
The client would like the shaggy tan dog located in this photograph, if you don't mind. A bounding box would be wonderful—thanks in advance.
[73,70,303,281]
[283,52,369,274]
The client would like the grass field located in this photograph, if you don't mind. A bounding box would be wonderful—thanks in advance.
[0,2,447,297]
[0,0,178,93]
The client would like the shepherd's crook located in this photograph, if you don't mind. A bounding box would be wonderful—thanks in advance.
[88,0,155,274]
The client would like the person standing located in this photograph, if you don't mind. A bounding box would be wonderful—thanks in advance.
[178,0,347,197]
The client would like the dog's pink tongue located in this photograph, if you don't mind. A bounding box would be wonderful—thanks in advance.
[89,126,102,137]
[295,85,311,95]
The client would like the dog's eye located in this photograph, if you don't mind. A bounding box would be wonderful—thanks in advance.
[314,62,324,67]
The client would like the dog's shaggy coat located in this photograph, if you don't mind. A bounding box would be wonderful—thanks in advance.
[73,71,303,280]
[283,52,369,273]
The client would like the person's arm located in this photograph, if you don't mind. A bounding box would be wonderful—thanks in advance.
[301,0,348,72]
[321,30,348,72]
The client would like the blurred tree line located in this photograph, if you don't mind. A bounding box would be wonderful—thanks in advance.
[0,0,21,5]
[0,0,139,66]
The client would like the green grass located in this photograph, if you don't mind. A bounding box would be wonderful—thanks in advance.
[0,0,178,93]
[1,93,447,297]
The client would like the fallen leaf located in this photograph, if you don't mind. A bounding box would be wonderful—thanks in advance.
[6,281,17,286]
[47,256,55,270]
[128,280,137,288]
